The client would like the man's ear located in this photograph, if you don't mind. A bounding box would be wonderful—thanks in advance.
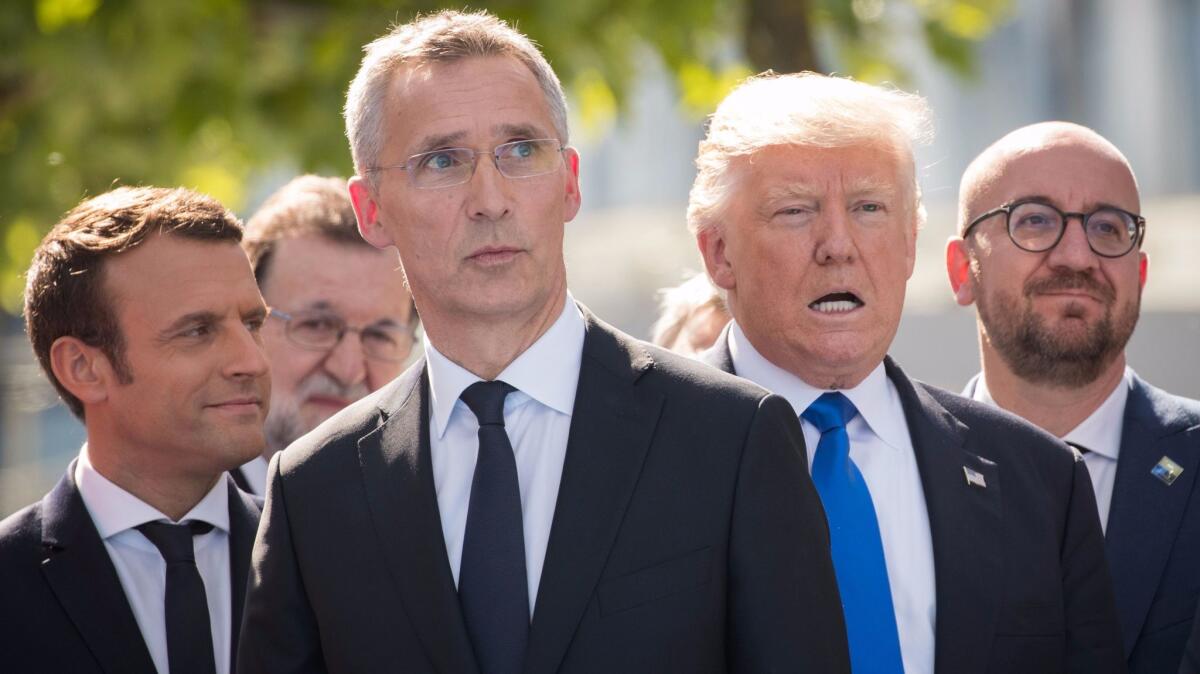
[48,336,113,409]
[348,176,393,249]
[562,147,582,223]
[1138,250,1149,291]
[945,236,977,306]
[697,225,736,291]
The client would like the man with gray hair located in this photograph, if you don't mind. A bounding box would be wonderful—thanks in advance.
[948,122,1200,674]
[695,72,1124,672]
[239,11,848,674]
[232,175,418,496]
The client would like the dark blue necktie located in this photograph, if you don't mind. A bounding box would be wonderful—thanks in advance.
[136,520,217,674]
[458,380,529,674]
[803,392,904,674]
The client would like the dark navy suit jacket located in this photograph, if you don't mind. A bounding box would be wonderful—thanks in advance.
[965,373,1200,674]
[704,330,1125,674]
[0,462,262,674]
[238,311,850,673]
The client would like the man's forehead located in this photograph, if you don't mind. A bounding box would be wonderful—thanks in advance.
[383,56,552,146]
[962,123,1139,216]
[746,143,910,189]
[968,142,1139,212]
[106,237,262,323]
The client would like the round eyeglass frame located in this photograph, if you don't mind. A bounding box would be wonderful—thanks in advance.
[962,199,1146,258]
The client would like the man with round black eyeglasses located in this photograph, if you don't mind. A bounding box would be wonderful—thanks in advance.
[946,121,1200,674]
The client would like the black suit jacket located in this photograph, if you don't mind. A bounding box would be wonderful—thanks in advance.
[705,333,1125,673]
[238,311,849,673]
[964,374,1200,673]
[0,461,262,674]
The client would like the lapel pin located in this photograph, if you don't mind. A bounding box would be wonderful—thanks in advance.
[1152,456,1184,486]
[963,466,987,488]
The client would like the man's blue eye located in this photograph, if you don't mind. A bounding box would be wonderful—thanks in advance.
[421,152,458,171]
[511,142,534,159]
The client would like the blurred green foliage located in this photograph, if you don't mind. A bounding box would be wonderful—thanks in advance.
[0,0,1009,315]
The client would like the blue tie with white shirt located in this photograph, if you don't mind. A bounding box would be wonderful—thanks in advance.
[803,392,904,673]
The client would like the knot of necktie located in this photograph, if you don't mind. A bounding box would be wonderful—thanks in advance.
[801,391,859,434]
[136,520,214,565]
[460,380,516,427]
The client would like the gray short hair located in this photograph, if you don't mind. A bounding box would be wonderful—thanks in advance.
[687,71,933,237]
[344,10,570,181]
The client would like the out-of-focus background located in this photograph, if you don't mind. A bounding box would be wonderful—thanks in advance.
[2,0,1198,517]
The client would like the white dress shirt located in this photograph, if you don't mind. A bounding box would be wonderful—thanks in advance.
[236,455,269,497]
[75,445,232,674]
[425,293,584,612]
[729,322,937,674]
[973,368,1132,533]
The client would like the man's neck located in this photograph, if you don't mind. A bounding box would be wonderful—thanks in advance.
[980,347,1127,437]
[84,433,221,522]
[422,286,568,380]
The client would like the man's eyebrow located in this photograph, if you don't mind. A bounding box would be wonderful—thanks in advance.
[496,123,548,140]
[764,184,821,202]
[413,131,467,154]
[844,176,898,197]
[160,311,219,337]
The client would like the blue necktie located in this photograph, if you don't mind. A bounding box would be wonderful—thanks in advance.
[803,392,904,674]
[458,380,528,674]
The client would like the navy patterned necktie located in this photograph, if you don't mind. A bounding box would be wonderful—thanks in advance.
[136,520,217,674]
[458,380,529,674]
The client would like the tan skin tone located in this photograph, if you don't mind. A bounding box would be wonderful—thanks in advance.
[946,123,1147,436]
[349,56,581,380]
[49,235,270,521]
[259,234,414,453]
[699,143,918,390]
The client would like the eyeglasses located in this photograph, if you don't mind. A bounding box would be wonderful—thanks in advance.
[365,138,566,189]
[269,308,415,362]
[963,199,1146,258]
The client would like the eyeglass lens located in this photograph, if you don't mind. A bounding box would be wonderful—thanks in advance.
[1008,202,1137,257]
[408,139,561,189]
[286,312,410,361]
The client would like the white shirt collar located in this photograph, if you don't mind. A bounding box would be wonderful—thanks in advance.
[424,292,586,438]
[973,368,1132,461]
[728,321,909,450]
[75,444,230,539]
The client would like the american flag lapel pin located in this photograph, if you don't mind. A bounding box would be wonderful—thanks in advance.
[963,466,987,488]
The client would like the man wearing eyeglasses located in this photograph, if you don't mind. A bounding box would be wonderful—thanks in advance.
[947,121,1200,674]
[238,10,847,674]
[233,175,417,496]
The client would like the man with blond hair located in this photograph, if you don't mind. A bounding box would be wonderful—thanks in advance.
[650,272,729,356]
[233,174,418,495]
[695,72,1124,672]
[948,122,1200,674]
[239,11,848,674]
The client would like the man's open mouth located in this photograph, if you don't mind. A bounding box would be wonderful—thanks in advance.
[809,292,863,314]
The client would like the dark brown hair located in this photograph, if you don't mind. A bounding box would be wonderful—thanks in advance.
[241,175,368,288]
[23,186,243,418]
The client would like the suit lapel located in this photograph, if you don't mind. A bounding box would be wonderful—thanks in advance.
[886,359,1004,674]
[698,323,735,374]
[39,462,158,674]
[226,477,260,673]
[1104,376,1200,655]
[523,314,664,674]
[357,364,479,673]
